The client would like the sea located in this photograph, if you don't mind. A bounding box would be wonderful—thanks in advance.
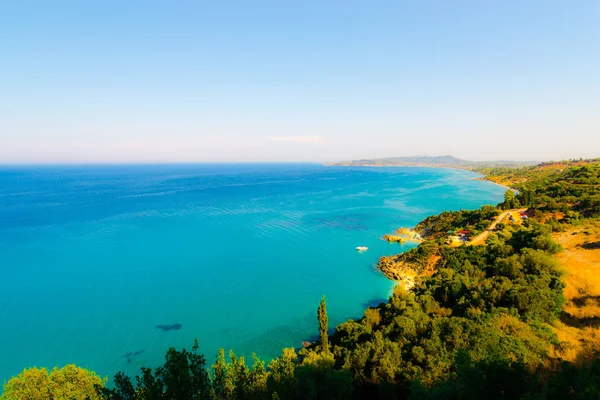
[0,164,505,383]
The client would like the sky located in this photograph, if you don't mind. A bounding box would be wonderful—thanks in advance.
[1,1,599,163]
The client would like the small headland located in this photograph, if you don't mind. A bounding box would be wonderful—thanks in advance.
[382,228,423,244]
[377,206,527,286]
[377,240,440,289]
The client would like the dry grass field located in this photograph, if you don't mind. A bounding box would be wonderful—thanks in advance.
[551,220,600,363]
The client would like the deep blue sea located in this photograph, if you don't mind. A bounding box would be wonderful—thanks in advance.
[0,164,505,383]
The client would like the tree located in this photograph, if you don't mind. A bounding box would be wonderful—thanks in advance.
[318,296,329,354]
[248,354,269,399]
[518,189,536,208]
[100,340,211,400]
[211,349,235,400]
[268,348,299,400]
[503,190,516,209]
[1,364,105,400]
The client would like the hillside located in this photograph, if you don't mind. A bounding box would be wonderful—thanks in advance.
[552,221,600,361]
[475,158,600,188]
[330,155,537,169]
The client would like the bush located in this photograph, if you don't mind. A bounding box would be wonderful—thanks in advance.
[1,364,105,400]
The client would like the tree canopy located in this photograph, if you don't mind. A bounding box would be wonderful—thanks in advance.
[1,364,105,400]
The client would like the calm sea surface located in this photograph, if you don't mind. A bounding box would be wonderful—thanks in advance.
[0,164,505,382]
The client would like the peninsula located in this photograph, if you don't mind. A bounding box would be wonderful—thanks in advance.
[328,155,537,169]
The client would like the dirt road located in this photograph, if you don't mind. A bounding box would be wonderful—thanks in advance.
[469,208,527,245]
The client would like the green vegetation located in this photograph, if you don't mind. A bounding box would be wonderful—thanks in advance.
[415,205,499,239]
[330,221,566,397]
[4,159,600,399]
[318,297,330,355]
[501,189,518,209]
[1,364,105,400]
[481,160,600,219]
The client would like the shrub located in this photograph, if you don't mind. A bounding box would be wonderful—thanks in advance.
[1,364,105,400]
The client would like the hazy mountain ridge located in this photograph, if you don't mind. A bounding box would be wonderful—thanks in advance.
[329,155,538,169]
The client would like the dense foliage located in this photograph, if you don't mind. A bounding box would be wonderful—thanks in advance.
[0,364,105,400]
[326,220,565,398]
[480,160,600,218]
[415,205,499,239]
[517,164,600,218]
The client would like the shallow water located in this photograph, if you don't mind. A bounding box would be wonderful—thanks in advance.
[0,164,505,382]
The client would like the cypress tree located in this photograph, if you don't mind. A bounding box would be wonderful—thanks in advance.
[317,296,329,353]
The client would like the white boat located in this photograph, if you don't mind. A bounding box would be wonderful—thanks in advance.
[355,246,368,252]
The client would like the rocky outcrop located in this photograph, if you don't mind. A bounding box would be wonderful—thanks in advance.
[382,228,423,243]
[377,245,442,290]
[377,256,418,290]
[383,234,405,243]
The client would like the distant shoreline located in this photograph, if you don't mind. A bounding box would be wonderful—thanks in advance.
[474,176,514,192]
[324,163,475,171]
[324,163,513,191]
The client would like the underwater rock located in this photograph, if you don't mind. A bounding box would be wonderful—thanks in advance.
[123,350,144,364]
[155,323,182,332]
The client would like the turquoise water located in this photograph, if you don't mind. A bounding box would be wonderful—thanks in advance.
[0,164,505,383]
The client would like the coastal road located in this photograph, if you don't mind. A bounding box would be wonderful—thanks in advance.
[469,208,528,245]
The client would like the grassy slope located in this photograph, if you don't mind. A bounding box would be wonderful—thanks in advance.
[552,220,600,363]
[479,159,600,364]
[390,159,600,363]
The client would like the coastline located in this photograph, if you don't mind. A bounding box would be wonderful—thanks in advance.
[473,176,514,191]
[324,163,514,191]
[473,176,520,194]
[324,163,475,171]
[372,168,506,286]
[4,162,568,396]
[2,164,503,385]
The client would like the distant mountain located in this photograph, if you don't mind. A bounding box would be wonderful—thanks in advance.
[328,155,537,169]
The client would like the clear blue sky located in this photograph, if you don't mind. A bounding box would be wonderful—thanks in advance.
[1,1,599,163]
